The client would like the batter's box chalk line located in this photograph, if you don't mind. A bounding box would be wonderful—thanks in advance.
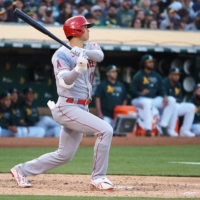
[184,191,198,195]
[169,162,200,165]
[114,186,134,190]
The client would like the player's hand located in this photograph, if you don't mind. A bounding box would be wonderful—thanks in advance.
[71,46,85,57]
[163,96,168,106]
[75,52,88,73]
[141,89,150,95]
[8,126,18,133]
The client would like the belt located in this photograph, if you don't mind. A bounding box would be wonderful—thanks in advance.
[66,98,91,106]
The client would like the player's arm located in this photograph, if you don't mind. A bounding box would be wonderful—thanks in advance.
[130,74,141,98]
[159,76,168,105]
[177,83,183,103]
[70,43,104,62]
[122,84,128,105]
[53,51,87,88]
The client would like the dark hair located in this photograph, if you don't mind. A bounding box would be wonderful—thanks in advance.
[131,17,142,27]
[41,0,54,7]
[147,19,157,28]
[84,12,94,19]
[67,36,73,41]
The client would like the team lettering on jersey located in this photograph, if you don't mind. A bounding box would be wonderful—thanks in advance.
[143,77,149,84]
[175,87,180,95]
[87,60,95,68]
[107,85,115,93]
[57,60,62,69]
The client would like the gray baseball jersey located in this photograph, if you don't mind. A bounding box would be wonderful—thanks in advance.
[15,42,113,181]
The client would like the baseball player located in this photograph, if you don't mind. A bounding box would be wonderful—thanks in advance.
[162,67,195,137]
[130,54,176,137]
[94,65,127,126]
[21,87,61,137]
[9,88,45,138]
[189,84,200,136]
[10,16,114,190]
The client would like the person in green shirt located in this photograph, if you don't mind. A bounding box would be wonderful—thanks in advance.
[0,92,16,137]
[9,88,45,138]
[94,65,127,126]
[20,87,61,137]
[130,54,176,136]
[116,0,135,27]
[162,68,195,137]
[189,84,200,136]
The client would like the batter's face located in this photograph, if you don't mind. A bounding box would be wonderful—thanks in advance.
[80,25,89,41]
[11,92,18,104]
[24,92,34,102]
[170,73,180,82]
[0,98,11,108]
[107,70,118,80]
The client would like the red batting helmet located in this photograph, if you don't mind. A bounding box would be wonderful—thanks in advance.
[63,16,94,38]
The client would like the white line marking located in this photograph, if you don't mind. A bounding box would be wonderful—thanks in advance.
[114,186,134,189]
[184,191,197,195]
[169,162,200,165]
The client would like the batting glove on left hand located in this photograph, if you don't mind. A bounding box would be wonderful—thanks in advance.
[71,46,86,57]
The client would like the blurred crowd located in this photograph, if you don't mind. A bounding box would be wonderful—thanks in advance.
[0,0,200,30]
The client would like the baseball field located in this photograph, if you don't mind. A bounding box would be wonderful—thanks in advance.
[0,137,200,199]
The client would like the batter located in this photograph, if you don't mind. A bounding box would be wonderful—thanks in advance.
[10,16,114,190]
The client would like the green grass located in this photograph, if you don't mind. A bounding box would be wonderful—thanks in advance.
[0,146,200,176]
[0,196,199,200]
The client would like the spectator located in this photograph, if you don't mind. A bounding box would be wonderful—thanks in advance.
[192,0,200,13]
[135,9,145,26]
[168,0,182,11]
[138,0,151,12]
[159,8,179,30]
[97,0,109,20]
[103,5,119,27]
[8,88,45,138]
[94,65,127,126]
[110,0,120,8]
[0,92,16,137]
[40,0,59,19]
[147,19,158,29]
[130,54,176,137]
[116,0,134,27]
[38,4,54,24]
[20,87,61,137]
[162,67,195,137]
[185,11,200,30]
[181,0,196,19]
[0,0,4,7]
[91,5,103,26]
[189,84,200,136]
[13,0,23,11]
[55,2,72,25]
[144,10,154,27]
[0,7,7,22]
[25,8,38,21]
[73,1,88,16]
[84,12,95,23]
[131,17,142,28]
[4,0,14,22]
[180,18,188,29]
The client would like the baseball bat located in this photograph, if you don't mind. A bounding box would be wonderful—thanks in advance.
[13,8,72,50]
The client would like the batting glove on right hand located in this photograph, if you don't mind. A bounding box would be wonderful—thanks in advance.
[71,46,86,57]
[75,52,88,73]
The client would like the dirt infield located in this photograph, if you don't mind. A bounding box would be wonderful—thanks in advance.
[0,174,200,198]
[1,137,200,198]
[1,137,200,148]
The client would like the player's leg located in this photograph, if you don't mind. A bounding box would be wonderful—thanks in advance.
[44,126,61,137]
[178,103,195,137]
[132,97,152,134]
[153,96,176,135]
[191,124,200,136]
[52,104,114,189]
[15,127,45,138]
[0,128,15,137]
[167,103,179,137]
[11,126,82,187]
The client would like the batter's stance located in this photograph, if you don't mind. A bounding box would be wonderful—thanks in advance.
[10,16,114,190]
